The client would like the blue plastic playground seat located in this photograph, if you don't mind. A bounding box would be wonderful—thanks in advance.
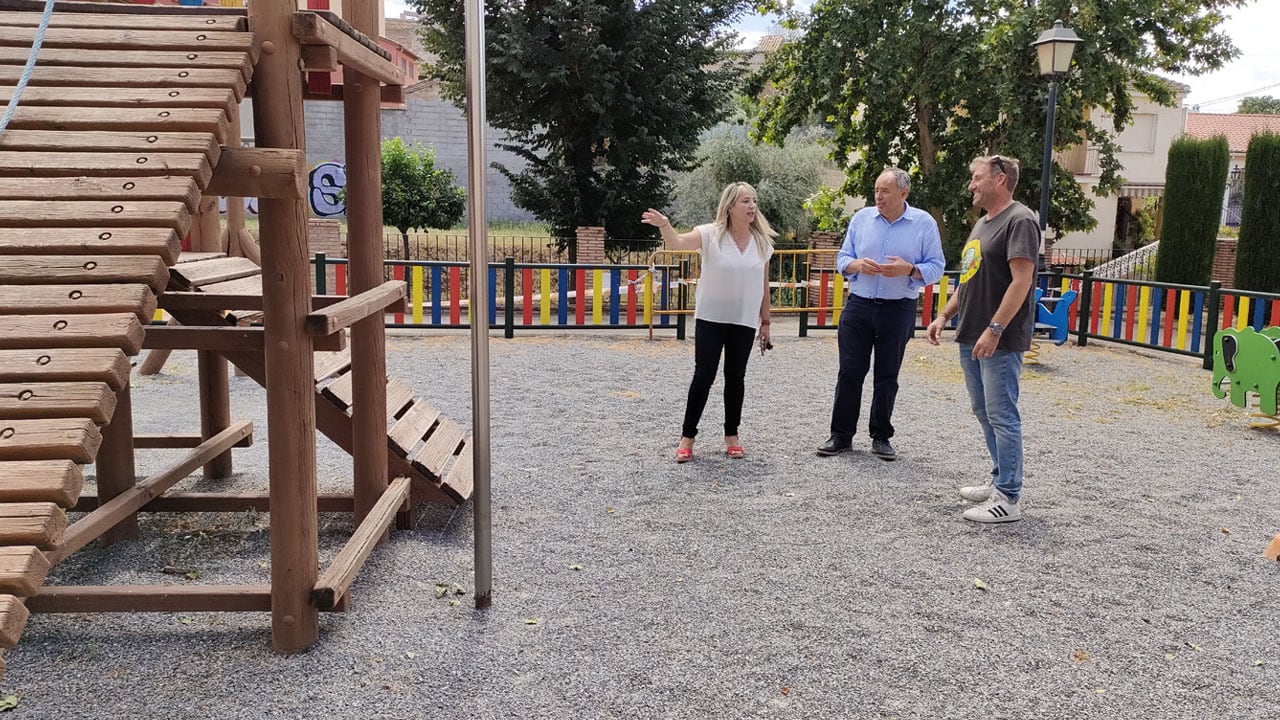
[1034,287,1077,345]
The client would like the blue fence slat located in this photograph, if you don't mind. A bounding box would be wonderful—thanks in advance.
[1253,296,1267,330]
[660,268,669,326]
[557,268,569,325]
[430,266,442,325]
[610,269,621,325]
[1190,291,1205,354]
[489,266,498,325]
[1112,283,1125,339]
[1149,288,1163,345]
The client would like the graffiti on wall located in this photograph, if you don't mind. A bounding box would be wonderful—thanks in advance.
[218,162,350,217]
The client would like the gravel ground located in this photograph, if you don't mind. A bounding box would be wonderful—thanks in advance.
[4,318,1278,719]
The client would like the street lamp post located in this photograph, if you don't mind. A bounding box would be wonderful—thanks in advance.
[1031,20,1083,265]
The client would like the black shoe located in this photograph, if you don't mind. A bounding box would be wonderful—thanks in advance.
[816,437,852,456]
[871,438,897,461]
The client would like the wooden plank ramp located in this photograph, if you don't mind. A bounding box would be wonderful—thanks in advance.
[0,3,259,678]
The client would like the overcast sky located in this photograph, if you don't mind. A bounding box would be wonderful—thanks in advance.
[385,0,1280,113]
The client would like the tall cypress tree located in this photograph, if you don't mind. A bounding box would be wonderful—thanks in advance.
[416,0,752,246]
[1234,133,1280,293]
[1155,136,1230,286]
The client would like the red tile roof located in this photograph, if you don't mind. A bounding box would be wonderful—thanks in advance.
[1185,112,1280,154]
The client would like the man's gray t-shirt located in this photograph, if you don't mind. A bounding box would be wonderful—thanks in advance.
[954,201,1040,352]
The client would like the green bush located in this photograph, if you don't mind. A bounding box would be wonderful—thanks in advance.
[1154,136,1230,285]
[1234,133,1280,293]
[803,185,852,234]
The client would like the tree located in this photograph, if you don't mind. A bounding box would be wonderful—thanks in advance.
[754,0,1243,263]
[380,138,466,259]
[1154,136,1229,286]
[415,0,753,250]
[1238,96,1280,115]
[672,126,829,240]
[1234,133,1280,293]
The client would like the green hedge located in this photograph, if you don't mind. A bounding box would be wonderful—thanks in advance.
[1234,133,1280,293]
[1155,136,1230,286]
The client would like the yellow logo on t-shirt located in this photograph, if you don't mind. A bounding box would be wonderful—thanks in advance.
[958,238,982,284]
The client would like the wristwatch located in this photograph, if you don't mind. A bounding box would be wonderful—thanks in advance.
[987,321,1005,336]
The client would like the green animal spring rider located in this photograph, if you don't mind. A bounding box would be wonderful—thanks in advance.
[1212,326,1280,429]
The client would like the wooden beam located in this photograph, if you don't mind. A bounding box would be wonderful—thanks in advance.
[0,177,202,213]
[0,227,181,265]
[0,200,191,232]
[205,147,306,199]
[0,313,145,354]
[291,12,405,87]
[159,293,393,313]
[74,493,354,514]
[0,86,237,116]
[313,477,410,609]
[0,348,130,390]
[4,108,229,146]
[0,460,83,508]
[0,64,247,99]
[0,417,101,463]
[0,130,220,164]
[0,26,255,56]
[0,47,253,81]
[0,381,116,424]
[95,379,138,544]
[0,151,214,187]
[300,45,338,72]
[0,502,66,550]
[0,11,247,33]
[0,284,156,325]
[0,255,170,294]
[0,594,29,648]
[0,546,49,596]
[134,433,253,450]
[304,281,404,335]
[169,256,261,290]
[26,585,272,614]
[142,326,345,352]
[48,421,253,565]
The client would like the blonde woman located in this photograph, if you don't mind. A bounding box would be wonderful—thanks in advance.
[641,182,776,463]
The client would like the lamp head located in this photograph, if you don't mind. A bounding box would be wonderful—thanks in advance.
[1032,20,1082,76]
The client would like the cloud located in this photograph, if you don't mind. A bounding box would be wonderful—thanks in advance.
[1171,2,1280,111]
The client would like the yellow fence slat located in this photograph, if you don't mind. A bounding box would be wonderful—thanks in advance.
[1101,283,1114,335]
[540,268,551,325]
[1177,290,1191,349]
[411,266,424,324]
[1137,285,1150,342]
[833,273,845,322]
[1237,296,1250,330]
[642,272,652,325]
[592,269,603,324]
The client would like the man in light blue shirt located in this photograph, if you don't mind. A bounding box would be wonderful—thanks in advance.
[816,167,946,460]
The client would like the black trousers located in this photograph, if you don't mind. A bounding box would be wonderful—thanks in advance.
[829,295,916,442]
[682,319,756,438]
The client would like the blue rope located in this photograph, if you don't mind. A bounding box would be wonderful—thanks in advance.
[0,0,58,137]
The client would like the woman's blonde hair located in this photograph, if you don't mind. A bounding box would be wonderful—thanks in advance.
[712,182,777,260]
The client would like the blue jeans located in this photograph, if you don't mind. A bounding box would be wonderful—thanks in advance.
[958,344,1024,501]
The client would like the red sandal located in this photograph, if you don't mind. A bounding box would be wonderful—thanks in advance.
[675,447,693,463]
[726,445,745,459]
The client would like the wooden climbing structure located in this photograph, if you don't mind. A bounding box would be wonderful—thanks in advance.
[0,0,472,675]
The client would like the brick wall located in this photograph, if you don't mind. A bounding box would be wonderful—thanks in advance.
[309,218,344,294]
[1212,236,1237,287]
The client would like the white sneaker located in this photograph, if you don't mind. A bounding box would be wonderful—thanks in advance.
[958,483,993,503]
[963,489,1022,523]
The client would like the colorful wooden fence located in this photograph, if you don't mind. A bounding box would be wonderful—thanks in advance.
[313,255,683,337]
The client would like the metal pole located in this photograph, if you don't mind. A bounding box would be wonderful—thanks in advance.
[464,0,493,609]
[1038,78,1059,273]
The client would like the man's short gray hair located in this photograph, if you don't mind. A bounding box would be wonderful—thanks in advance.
[880,166,911,190]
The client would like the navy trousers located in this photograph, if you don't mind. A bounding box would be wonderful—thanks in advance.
[828,295,916,442]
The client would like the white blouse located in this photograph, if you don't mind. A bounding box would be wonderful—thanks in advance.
[693,223,772,330]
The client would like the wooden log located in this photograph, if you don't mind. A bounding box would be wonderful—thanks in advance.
[312,477,410,609]
[291,12,405,87]
[0,47,252,83]
[0,86,237,116]
[0,227,181,264]
[26,585,272,614]
[0,177,201,212]
[4,108,228,145]
[73,492,352,514]
[300,45,338,72]
[0,200,191,233]
[193,274,262,297]
[0,151,214,186]
[142,326,343,352]
[0,502,67,549]
[95,379,138,544]
[0,418,101,463]
[0,382,116,424]
[0,460,84,507]
[0,27,255,56]
[442,445,474,504]
[0,11,247,33]
[159,293,360,313]
[0,595,28,648]
[303,281,404,336]
[0,348,130,390]
[198,349,232,479]
[205,147,306,199]
[0,313,145,354]
[134,433,252,450]
[168,256,261,289]
[0,255,170,294]
[0,546,49,596]
[48,420,253,564]
[0,64,247,96]
[0,284,157,324]
[0,130,220,164]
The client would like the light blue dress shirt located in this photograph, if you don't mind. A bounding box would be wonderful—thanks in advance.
[836,202,946,300]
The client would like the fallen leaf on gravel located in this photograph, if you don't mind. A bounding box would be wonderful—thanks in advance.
[1071,650,1091,663]
[179,616,194,625]
[1096,689,1106,694]
[606,507,616,514]
[524,617,540,625]
[780,687,789,695]
[613,390,641,398]
[1185,642,1201,652]
[0,694,18,710]
[1256,660,1265,667]
[783,492,795,497]
[434,584,450,599]
[161,566,190,576]
[185,571,199,581]
[406,652,416,659]
[1219,528,1231,534]
[1165,653,1176,660]
[973,578,989,591]
[569,564,583,571]
[449,600,460,607]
